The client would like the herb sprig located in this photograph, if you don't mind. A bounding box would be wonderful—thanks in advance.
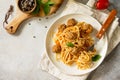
[92,54,101,61]
[66,42,74,47]
[32,0,54,15]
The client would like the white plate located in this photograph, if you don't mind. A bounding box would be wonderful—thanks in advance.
[46,14,108,75]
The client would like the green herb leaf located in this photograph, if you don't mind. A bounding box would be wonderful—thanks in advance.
[31,0,41,15]
[66,42,74,47]
[31,0,54,15]
[47,1,54,6]
[37,0,42,4]
[43,3,50,15]
[43,0,54,15]
[92,54,101,61]
[31,5,40,14]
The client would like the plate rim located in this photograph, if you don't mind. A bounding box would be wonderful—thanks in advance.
[45,13,108,75]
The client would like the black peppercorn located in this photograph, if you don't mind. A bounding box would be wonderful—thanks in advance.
[18,0,36,13]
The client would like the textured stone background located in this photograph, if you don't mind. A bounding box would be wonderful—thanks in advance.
[0,0,119,80]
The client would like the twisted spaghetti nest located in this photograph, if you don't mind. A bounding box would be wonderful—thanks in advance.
[52,18,96,69]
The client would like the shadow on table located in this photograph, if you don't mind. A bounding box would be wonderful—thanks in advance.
[108,0,120,26]
[87,43,120,80]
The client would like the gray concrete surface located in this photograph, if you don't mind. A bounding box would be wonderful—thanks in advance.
[0,0,119,80]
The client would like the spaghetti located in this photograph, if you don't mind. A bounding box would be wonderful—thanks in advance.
[52,18,96,70]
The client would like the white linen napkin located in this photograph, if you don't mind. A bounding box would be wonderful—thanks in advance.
[40,0,120,80]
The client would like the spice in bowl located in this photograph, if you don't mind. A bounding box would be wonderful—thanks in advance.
[18,0,36,13]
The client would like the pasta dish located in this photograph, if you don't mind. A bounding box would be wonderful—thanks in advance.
[52,18,97,70]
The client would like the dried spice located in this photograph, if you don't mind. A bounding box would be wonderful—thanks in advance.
[39,18,41,21]
[33,36,36,38]
[3,5,14,28]
[28,23,31,25]
[46,17,49,19]
[18,0,35,12]
[45,26,47,28]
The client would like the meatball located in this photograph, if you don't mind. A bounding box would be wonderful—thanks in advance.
[81,22,93,33]
[86,25,93,33]
[52,44,61,53]
[67,18,77,27]
[84,39,93,47]
[78,39,85,47]
[58,24,66,32]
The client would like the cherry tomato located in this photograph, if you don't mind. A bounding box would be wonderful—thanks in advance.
[96,0,109,10]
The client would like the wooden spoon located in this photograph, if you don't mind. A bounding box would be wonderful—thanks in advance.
[5,0,64,34]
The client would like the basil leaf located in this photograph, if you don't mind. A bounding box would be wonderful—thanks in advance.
[32,0,54,15]
[66,42,74,47]
[37,0,42,4]
[47,1,54,6]
[43,3,50,15]
[43,0,54,15]
[31,0,41,15]
[92,54,101,61]
[31,5,40,14]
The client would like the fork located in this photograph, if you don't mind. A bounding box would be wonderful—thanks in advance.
[88,9,117,51]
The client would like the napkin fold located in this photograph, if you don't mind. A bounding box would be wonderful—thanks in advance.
[40,0,120,80]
